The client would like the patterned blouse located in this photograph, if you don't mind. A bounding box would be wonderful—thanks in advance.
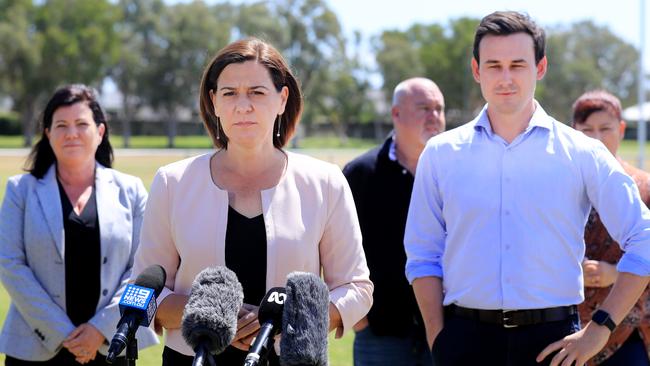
[579,159,650,365]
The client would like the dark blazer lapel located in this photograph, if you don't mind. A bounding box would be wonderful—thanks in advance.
[35,165,65,259]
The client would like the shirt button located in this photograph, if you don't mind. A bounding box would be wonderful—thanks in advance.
[102,289,108,296]
[505,210,510,215]
[505,245,511,250]
[103,257,108,264]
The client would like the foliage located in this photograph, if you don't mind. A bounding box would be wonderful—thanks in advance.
[540,21,639,122]
[0,3,643,142]
[0,0,121,145]
[374,17,640,126]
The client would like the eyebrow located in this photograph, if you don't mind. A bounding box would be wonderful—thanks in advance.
[53,118,89,124]
[219,85,270,91]
[484,59,528,65]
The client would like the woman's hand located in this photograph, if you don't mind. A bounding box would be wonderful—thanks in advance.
[62,323,105,364]
[353,316,369,332]
[583,259,618,288]
[231,303,260,351]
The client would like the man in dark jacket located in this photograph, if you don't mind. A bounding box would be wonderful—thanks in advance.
[343,77,445,366]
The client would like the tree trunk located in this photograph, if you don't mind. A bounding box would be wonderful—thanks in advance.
[167,112,176,148]
[121,93,132,148]
[20,100,36,147]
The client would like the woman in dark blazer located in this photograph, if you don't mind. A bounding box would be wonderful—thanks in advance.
[0,85,157,365]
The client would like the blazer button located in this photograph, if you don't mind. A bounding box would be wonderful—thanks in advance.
[103,257,108,264]
[102,289,108,296]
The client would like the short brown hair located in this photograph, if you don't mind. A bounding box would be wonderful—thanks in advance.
[473,11,546,65]
[199,38,303,149]
[572,90,622,125]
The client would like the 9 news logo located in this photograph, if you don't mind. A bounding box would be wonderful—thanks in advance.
[120,285,153,310]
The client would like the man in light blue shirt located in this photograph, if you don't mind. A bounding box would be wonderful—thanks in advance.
[405,11,650,366]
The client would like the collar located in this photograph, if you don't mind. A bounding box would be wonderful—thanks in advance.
[474,100,553,134]
[388,135,398,162]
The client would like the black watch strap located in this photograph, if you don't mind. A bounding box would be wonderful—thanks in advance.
[592,310,617,332]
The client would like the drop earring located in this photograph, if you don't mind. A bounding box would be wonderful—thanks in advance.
[216,117,221,140]
[276,115,281,137]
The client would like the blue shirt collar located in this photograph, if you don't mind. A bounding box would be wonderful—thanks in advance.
[474,100,553,135]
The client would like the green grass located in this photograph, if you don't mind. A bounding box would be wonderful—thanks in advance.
[0,149,365,365]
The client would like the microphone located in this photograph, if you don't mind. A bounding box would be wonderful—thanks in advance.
[181,266,243,366]
[243,287,287,366]
[107,264,166,363]
[280,272,329,366]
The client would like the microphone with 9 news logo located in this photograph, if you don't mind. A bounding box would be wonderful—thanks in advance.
[107,264,166,363]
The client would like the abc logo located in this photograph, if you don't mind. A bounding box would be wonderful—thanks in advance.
[267,291,286,305]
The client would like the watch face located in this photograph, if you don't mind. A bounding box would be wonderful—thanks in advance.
[592,310,609,324]
[592,310,616,331]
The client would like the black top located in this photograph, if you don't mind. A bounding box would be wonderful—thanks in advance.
[343,136,426,337]
[58,180,101,326]
[222,206,279,365]
[225,206,267,306]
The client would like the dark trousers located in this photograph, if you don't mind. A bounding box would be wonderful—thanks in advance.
[162,345,280,366]
[5,349,126,366]
[600,331,650,366]
[432,311,581,366]
[353,325,432,366]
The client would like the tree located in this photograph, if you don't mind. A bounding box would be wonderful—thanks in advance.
[235,0,370,139]
[144,1,233,147]
[0,0,39,144]
[0,0,120,146]
[539,21,639,122]
[374,17,482,124]
[374,30,424,105]
[111,0,166,147]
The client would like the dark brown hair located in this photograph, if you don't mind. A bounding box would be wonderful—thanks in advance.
[473,11,546,65]
[572,90,622,125]
[26,84,113,178]
[199,38,303,149]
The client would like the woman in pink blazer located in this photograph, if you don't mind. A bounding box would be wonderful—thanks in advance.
[132,38,373,365]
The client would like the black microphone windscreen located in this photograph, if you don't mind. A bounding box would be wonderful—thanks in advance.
[258,287,286,327]
[134,264,167,298]
[181,266,243,355]
[280,272,329,366]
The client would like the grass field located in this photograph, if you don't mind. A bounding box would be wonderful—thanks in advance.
[0,147,366,365]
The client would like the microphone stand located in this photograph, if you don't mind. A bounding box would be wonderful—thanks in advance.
[125,337,138,366]
[192,344,216,366]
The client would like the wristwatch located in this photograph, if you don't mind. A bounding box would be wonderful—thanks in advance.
[591,310,617,332]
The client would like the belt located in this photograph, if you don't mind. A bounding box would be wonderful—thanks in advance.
[445,304,578,328]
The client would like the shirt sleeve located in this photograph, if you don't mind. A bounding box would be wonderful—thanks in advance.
[0,177,75,353]
[404,144,446,283]
[583,143,650,276]
[320,165,373,336]
[133,169,179,306]
[89,177,158,348]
